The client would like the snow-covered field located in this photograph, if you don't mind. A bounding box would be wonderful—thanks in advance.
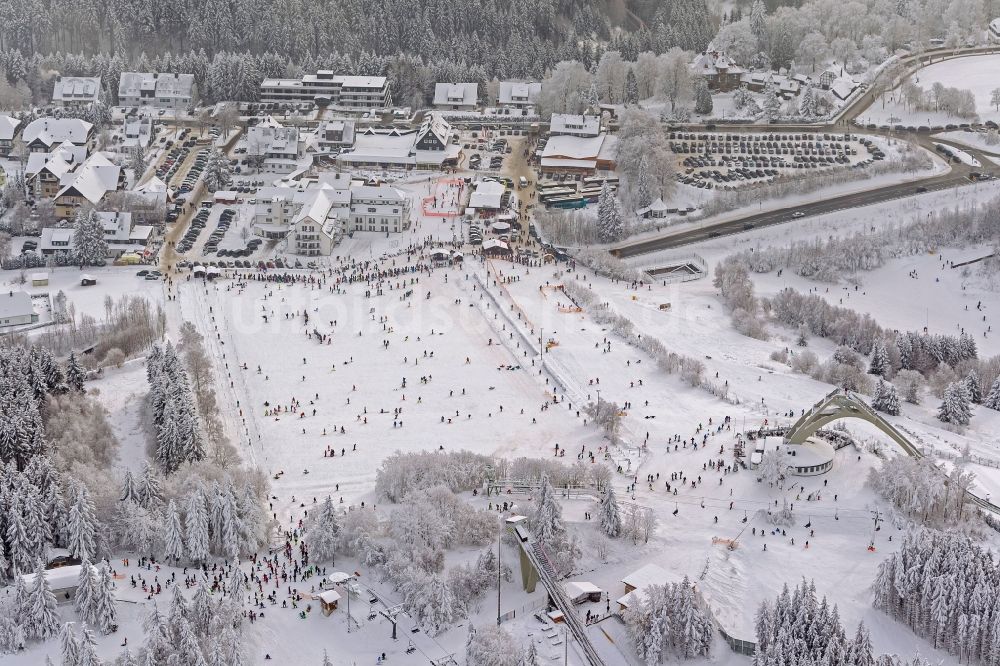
[860,54,1000,126]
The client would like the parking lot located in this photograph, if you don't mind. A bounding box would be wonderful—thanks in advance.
[668,131,884,189]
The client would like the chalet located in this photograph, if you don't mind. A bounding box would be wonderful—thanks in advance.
[433,83,478,111]
[51,77,101,108]
[549,113,600,138]
[118,72,194,110]
[0,115,22,157]
[690,51,745,91]
[25,142,88,198]
[818,70,838,90]
[617,563,672,610]
[0,291,38,328]
[22,118,94,153]
[498,81,541,109]
[336,113,458,171]
[53,152,124,219]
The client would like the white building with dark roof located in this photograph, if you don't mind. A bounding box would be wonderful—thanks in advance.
[51,77,102,107]
[118,72,195,110]
[315,119,356,152]
[433,83,478,110]
[336,113,459,171]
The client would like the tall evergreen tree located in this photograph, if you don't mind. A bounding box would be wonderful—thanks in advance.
[72,208,109,267]
[937,381,972,425]
[599,486,622,538]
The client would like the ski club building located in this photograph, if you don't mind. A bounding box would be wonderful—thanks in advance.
[539,133,617,176]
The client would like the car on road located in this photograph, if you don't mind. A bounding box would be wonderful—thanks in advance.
[916,186,928,193]
[136,269,149,276]
[791,211,805,218]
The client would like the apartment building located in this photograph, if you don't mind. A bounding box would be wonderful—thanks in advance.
[118,72,195,110]
[51,77,102,107]
[260,72,391,110]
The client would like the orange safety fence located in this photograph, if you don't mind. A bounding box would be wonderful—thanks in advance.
[421,177,465,218]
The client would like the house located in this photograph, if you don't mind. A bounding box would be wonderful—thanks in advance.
[118,72,195,110]
[433,83,478,110]
[51,77,102,107]
[260,72,391,110]
[617,563,672,610]
[39,211,150,257]
[540,133,618,175]
[53,152,125,219]
[288,187,350,256]
[691,51,745,91]
[22,118,95,153]
[0,291,38,328]
[245,120,301,174]
[315,119,356,152]
[25,142,89,198]
[348,185,411,233]
[549,114,600,138]
[819,70,838,90]
[0,115,22,157]
[123,115,153,148]
[830,78,859,101]
[498,81,542,109]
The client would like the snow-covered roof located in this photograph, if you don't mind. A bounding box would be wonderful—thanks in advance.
[326,572,352,584]
[541,134,606,160]
[21,565,83,593]
[498,81,541,106]
[636,197,669,217]
[247,123,299,159]
[55,152,122,205]
[23,118,94,148]
[991,17,1000,35]
[483,238,509,251]
[691,51,745,77]
[831,78,859,100]
[52,77,101,104]
[0,115,20,142]
[622,563,670,591]
[469,180,505,209]
[118,72,194,101]
[25,143,86,180]
[565,581,601,598]
[0,291,35,320]
[319,590,342,603]
[550,113,600,137]
[433,82,478,107]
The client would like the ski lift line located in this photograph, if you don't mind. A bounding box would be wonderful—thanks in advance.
[655,493,873,516]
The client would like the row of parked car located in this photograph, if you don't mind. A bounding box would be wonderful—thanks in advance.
[202,209,237,256]
[176,208,212,253]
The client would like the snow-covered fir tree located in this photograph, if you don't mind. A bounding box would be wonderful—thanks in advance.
[623,577,713,662]
[203,148,232,192]
[635,154,654,209]
[799,84,817,117]
[965,369,982,404]
[624,67,639,106]
[75,560,97,625]
[597,182,625,244]
[871,379,901,416]
[92,562,119,635]
[937,381,972,425]
[65,352,86,392]
[762,82,781,120]
[185,488,211,564]
[599,486,623,538]
[25,559,62,640]
[72,208,109,266]
[984,376,1000,410]
[164,499,185,564]
[693,78,713,115]
[465,623,523,666]
[67,482,98,562]
[868,338,890,377]
[306,495,341,563]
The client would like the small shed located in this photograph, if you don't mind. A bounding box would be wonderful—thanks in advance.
[81,274,97,286]
[206,266,221,280]
[30,273,49,287]
[565,581,602,605]
[214,190,240,204]
[319,589,341,616]
[192,264,206,278]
